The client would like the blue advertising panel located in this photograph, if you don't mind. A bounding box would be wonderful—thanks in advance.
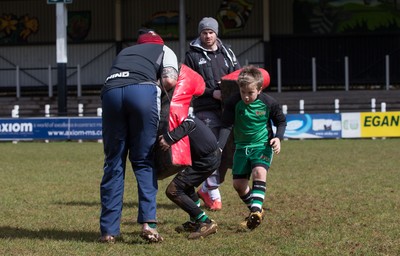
[0,117,102,140]
[284,113,341,139]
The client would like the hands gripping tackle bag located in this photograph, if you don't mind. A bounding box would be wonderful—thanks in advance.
[156,64,206,180]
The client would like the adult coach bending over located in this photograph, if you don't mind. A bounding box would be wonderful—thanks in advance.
[99,30,178,243]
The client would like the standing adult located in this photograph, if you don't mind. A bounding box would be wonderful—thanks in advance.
[99,30,178,243]
[184,17,241,211]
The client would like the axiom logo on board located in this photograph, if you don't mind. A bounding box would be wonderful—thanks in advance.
[0,122,33,133]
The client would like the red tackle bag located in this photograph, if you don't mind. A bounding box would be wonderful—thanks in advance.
[156,64,205,180]
[220,67,270,103]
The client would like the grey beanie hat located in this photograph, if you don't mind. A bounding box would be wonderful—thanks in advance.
[198,17,218,35]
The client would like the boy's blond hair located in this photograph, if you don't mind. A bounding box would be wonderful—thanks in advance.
[237,65,264,90]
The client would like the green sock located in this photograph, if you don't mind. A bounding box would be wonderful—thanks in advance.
[196,212,211,223]
[148,223,157,229]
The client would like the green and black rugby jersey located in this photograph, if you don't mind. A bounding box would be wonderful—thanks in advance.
[219,92,286,149]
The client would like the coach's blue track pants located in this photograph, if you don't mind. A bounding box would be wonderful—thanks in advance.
[100,84,161,236]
